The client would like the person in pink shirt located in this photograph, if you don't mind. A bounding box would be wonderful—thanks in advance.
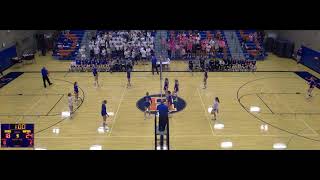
[187,40,193,59]
[181,47,186,59]
[175,43,180,59]
[170,38,176,59]
[218,40,224,53]
[249,34,253,42]
[161,37,166,49]
[201,40,207,56]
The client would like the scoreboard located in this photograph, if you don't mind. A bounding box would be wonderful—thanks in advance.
[1,124,34,148]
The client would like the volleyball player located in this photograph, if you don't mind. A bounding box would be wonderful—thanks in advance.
[174,79,179,96]
[167,91,173,110]
[203,69,208,89]
[92,66,99,87]
[172,92,178,110]
[74,81,79,103]
[126,66,131,88]
[144,92,152,120]
[68,93,73,118]
[101,100,110,131]
[164,78,169,95]
[211,97,220,120]
[306,77,318,98]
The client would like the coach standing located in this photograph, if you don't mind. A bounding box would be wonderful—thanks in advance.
[41,66,52,88]
[157,99,169,149]
[151,55,159,75]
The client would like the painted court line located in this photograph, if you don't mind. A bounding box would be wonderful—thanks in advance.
[108,85,127,136]
[197,88,215,136]
[300,117,319,136]
[35,134,320,139]
[18,96,42,121]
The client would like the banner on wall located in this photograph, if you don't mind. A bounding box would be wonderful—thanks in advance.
[301,46,320,74]
[0,45,17,71]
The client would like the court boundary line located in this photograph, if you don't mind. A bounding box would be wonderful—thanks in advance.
[108,84,127,136]
[35,134,319,139]
[22,70,308,73]
[18,95,41,121]
[46,94,64,116]
[299,116,319,136]
[260,112,320,115]
[0,93,64,96]
[0,94,66,117]
[239,92,320,115]
[256,94,274,114]
[197,88,215,136]
[237,76,320,142]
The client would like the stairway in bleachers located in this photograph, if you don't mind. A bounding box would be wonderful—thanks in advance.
[75,30,96,60]
[223,30,245,59]
[155,30,168,59]
[52,30,85,60]
[235,30,266,60]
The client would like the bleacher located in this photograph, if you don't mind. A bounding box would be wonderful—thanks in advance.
[167,30,231,59]
[236,30,266,60]
[53,30,85,60]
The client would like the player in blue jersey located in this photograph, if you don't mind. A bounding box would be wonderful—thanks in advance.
[101,100,110,131]
[144,92,152,120]
[167,91,173,110]
[92,66,99,87]
[74,81,79,103]
[126,66,131,88]
[174,79,179,96]
[306,77,318,98]
[164,78,169,95]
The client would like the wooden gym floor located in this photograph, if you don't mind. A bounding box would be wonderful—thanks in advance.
[1,53,320,150]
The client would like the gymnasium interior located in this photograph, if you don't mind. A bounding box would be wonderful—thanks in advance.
[0,30,320,150]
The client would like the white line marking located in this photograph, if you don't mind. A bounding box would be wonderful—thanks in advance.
[18,96,42,121]
[108,85,127,136]
[197,88,215,136]
[35,134,319,139]
[300,117,319,136]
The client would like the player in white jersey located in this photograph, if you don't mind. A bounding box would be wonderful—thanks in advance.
[68,93,73,118]
[211,97,220,120]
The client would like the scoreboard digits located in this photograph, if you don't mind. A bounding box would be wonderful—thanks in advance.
[1,124,34,148]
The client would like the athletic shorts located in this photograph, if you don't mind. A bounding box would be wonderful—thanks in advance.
[211,109,217,114]
[144,102,151,108]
